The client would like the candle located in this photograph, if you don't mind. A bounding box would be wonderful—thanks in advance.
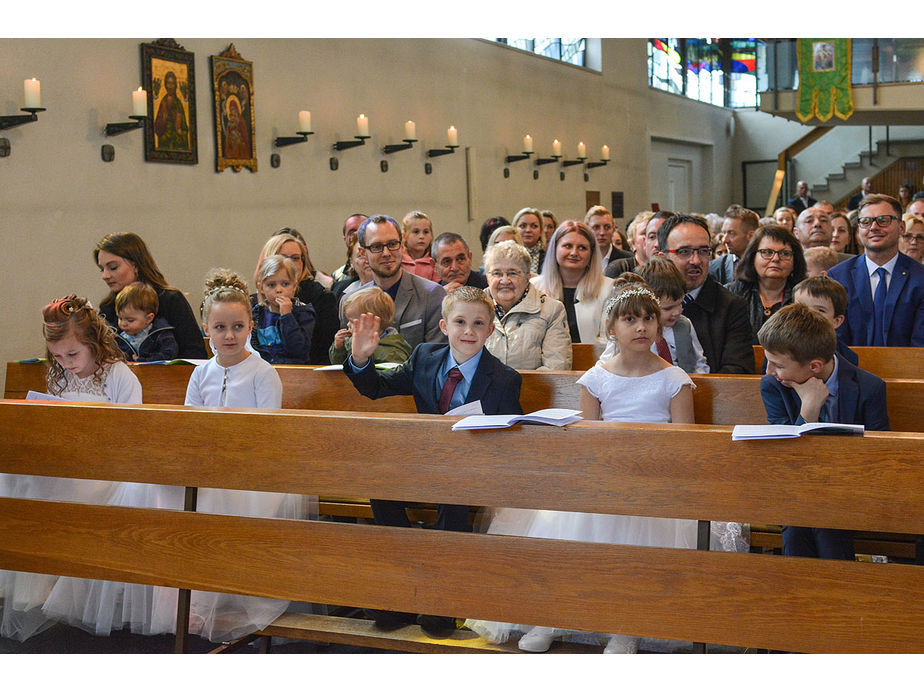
[298,110,312,132]
[24,78,41,109]
[552,139,561,157]
[577,141,586,159]
[132,87,147,117]
[447,125,458,147]
[404,120,416,140]
[357,114,369,137]
[523,134,533,153]
[601,144,610,161]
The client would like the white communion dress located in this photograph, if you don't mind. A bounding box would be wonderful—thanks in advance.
[176,353,316,642]
[465,363,748,648]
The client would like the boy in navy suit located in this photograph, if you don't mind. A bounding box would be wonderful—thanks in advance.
[758,303,889,560]
[344,285,522,634]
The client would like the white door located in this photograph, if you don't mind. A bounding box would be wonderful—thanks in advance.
[667,159,691,212]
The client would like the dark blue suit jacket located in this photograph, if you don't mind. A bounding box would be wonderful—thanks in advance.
[760,356,889,430]
[828,252,924,347]
[345,343,522,415]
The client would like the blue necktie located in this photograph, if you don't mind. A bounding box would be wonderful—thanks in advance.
[682,293,694,308]
[872,267,888,346]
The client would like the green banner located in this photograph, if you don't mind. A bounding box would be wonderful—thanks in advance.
[797,39,853,122]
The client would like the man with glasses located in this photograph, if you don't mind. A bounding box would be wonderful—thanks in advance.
[658,214,755,373]
[828,194,924,346]
[341,214,446,348]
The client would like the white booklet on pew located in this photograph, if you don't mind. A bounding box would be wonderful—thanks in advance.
[732,423,864,440]
[452,408,583,431]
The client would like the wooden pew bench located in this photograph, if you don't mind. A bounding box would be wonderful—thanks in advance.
[753,345,924,380]
[0,401,922,654]
[6,363,922,560]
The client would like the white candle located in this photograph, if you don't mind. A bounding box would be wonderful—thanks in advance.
[132,87,147,116]
[601,144,610,161]
[447,125,458,147]
[552,139,561,157]
[298,110,312,132]
[523,134,533,153]
[404,120,416,140]
[24,78,41,109]
[577,141,586,159]
[357,114,369,137]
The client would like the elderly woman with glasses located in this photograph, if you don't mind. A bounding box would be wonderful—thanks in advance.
[483,240,572,370]
[725,224,807,340]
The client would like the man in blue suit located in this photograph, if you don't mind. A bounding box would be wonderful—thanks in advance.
[758,303,889,560]
[828,194,924,347]
[344,286,522,635]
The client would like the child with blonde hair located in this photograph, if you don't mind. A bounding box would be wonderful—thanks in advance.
[251,254,316,364]
[329,286,411,365]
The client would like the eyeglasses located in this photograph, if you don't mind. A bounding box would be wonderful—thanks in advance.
[858,215,900,229]
[901,233,924,243]
[363,240,402,254]
[666,246,713,259]
[487,269,526,280]
[756,248,794,260]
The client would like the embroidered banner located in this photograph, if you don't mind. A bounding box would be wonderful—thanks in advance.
[796,39,853,122]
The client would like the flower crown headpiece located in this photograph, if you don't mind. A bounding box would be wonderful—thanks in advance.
[207,283,247,297]
[43,295,92,326]
[603,286,658,319]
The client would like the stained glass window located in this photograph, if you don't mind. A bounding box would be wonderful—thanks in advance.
[494,38,587,67]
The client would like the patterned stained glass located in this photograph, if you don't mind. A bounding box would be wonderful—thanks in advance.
[493,38,587,67]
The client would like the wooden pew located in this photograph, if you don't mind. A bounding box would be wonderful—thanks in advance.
[0,400,922,653]
[754,345,924,380]
[6,362,923,432]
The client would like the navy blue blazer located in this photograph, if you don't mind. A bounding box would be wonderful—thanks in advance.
[760,356,889,430]
[345,343,523,416]
[828,252,924,347]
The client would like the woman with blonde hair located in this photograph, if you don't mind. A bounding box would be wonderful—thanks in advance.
[532,221,615,347]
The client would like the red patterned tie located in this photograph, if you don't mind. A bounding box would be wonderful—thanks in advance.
[655,338,672,365]
[438,367,464,414]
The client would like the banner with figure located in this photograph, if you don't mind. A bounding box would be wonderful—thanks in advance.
[796,39,853,122]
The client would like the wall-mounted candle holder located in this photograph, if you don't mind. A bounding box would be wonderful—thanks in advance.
[0,107,46,131]
[105,115,146,136]
[383,138,416,154]
[333,135,370,151]
[586,160,608,169]
[505,151,532,163]
[562,157,587,168]
[428,145,458,158]
[275,131,314,147]
[535,154,561,166]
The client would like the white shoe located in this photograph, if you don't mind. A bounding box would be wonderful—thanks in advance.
[603,634,639,654]
[518,626,567,652]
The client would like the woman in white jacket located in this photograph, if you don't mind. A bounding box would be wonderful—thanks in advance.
[484,241,572,370]
[532,220,614,349]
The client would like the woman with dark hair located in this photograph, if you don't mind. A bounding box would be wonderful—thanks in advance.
[725,224,806,340]
[479,216,511,252]
[830,211,859,255]
[94,232,207,358]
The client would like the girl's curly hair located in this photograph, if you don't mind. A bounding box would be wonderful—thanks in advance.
[200,268,252,323]
[43,295,125,395]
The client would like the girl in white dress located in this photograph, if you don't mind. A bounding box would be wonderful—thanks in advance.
[0,296,154,640]
[178,268,314,642]
[466,275,696,654]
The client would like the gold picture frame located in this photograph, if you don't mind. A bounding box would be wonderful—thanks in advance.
[211,44,257,172]
[141,38,198,164]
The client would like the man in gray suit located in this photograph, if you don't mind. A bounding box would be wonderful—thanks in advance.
[342,214,446,348]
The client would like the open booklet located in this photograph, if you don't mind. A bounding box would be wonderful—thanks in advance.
[452,408,583,431]
[732,423,864,440]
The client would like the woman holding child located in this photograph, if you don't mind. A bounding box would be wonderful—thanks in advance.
[483,240,572,370]
[532,221,614,347]
[94,232,207,359]
[725,224,806,340]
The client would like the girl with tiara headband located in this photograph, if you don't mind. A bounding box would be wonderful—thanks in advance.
[465,275,698,654]
[177,268,315,642]
[0,296,151,640]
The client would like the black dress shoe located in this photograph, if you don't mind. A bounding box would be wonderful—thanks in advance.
[417,614,457,638]
[368,609,417,631]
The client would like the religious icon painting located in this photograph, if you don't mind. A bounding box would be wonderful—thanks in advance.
[211,44,257,172]
[141,39,198,164]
